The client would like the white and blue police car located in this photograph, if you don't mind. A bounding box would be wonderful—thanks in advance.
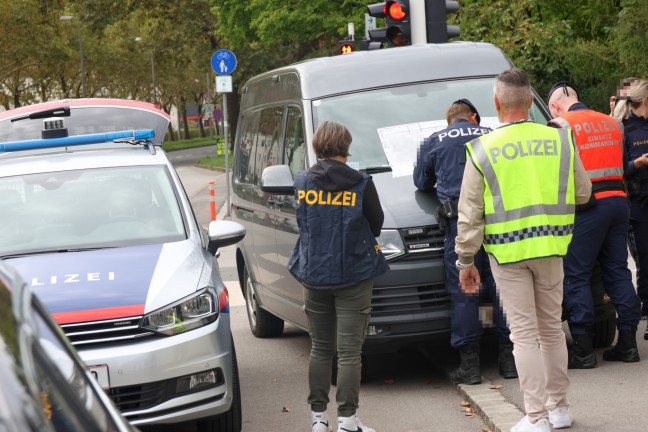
[0,99,244,431]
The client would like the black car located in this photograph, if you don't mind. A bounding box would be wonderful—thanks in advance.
[0,261,137,432]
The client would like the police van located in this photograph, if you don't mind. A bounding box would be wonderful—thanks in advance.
[0,99,244,431]
[231,42,616,352]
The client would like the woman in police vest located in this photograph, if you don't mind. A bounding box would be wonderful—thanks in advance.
[288,120,388,432]
[620,79,648,338]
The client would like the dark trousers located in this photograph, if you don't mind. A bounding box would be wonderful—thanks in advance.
[629,217,648,315]
[563,196,641,334]
[445,218,510,350]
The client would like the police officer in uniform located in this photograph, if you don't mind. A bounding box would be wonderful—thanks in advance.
[620,79,648,338]
[289,121,387,432]
[414,99,516,384]
[547,81,642,367]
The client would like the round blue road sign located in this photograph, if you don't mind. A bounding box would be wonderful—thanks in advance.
[212,108,223,121]
[211,49,237,76]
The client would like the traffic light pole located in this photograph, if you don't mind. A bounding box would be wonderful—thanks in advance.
[410,0,427,45]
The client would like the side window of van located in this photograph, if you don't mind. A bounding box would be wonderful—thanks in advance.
[236,110,260,184]
[284,106,306,176]
[254,106,284,186]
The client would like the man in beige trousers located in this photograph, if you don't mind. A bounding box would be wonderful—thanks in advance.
[454,68,592,432]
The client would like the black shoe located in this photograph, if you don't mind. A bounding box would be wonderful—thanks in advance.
[498,343,518,379]
[450,348,481,385]
[603,330,640,362]
[568,332,597,369]
[644,323,648,341]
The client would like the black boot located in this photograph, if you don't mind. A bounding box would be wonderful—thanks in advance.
[603,330,640,362]
[498,343,518,379]
[568,332,597,369]
[450,348,481,385]
[644,322,648,341]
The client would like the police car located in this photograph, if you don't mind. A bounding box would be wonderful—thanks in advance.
[0,99,244,431]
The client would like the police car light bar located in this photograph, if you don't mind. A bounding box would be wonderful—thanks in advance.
[0,129,155,153]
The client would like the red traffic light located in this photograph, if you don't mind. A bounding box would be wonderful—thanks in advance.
[385,1,407,21]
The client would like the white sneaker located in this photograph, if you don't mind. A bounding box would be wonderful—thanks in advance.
[548,405,573,429]
[312,411,332,432]
[510,416,551,432]
[337,414,375,432]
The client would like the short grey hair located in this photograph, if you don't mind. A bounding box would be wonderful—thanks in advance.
[494,68,532,110]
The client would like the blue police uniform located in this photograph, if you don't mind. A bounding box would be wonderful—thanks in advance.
[624,111,648,317]
[414,119,511,351]
[552,103,641,347]
[289,169,388,289]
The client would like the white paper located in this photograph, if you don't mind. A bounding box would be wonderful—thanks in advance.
[377,117,501,178]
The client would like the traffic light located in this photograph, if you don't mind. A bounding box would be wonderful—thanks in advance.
[337,39,355,54]
[367,2,388,49]
[384,1,411,47]
[367,1,411,48]
[425,0,461,43]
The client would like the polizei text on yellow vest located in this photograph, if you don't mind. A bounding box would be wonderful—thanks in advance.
[489,139,558,164]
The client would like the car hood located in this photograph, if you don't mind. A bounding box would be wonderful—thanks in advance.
[6,240,206,324]
[371,172,441,229]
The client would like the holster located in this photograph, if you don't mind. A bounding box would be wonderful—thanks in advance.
[436,199,459,231]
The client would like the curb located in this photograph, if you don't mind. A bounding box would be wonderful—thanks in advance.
[456,379,524,432]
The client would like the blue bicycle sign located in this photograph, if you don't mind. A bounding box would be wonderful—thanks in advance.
[211,49,237,76]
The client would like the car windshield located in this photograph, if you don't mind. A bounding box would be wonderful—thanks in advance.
[0,165,186,257]
[0,104,168,146]
[311,77,549,176]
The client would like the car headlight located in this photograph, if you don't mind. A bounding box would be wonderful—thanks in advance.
[140,289,218,336]
[376,229,405,261]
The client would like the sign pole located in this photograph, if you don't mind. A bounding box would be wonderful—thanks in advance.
[211,48,237,219]
[223,92,230,217]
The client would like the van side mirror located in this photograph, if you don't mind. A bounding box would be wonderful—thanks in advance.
[207,220,246,255]
[260,165,295,194]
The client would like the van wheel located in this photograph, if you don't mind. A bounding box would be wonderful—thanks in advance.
[592,315,616,348]
[243,264,284,338]
[196,335,242,432]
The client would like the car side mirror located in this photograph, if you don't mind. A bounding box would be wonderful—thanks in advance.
[260,165,294,194]
[207,220,246,255]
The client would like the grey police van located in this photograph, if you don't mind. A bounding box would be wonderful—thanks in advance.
[231,42,616,352]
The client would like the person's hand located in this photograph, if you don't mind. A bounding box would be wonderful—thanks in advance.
[634,153,648,169]
[459,266,481,295]
[609,95,617,114]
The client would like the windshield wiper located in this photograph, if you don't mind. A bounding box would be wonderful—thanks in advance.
[11,106,71,123]
[361,166,392,174]
[1,247,111,259]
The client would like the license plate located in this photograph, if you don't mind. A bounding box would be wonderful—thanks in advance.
[87,364,110,390]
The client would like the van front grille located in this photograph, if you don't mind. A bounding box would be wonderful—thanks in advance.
[60,316,157,348]
[399,225,445,261]
[370,282,449,317]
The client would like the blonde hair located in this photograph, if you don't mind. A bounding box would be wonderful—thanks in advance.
[612,77,640,120]
[612,78,648,120]
[628,79,648,110]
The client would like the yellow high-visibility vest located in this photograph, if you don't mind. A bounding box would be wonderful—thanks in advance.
[465,121,577,264]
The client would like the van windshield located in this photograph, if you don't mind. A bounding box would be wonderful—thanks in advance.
[311,77,549,176]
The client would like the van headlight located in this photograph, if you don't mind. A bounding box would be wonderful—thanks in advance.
[141,289,218,336]
[376,229,405,261]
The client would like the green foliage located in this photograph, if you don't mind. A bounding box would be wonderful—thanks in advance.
[0,0,644,120]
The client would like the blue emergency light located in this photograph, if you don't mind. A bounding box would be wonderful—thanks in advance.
[0,129,155,153]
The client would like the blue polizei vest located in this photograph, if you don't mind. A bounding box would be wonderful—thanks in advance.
[288,171,389,290]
